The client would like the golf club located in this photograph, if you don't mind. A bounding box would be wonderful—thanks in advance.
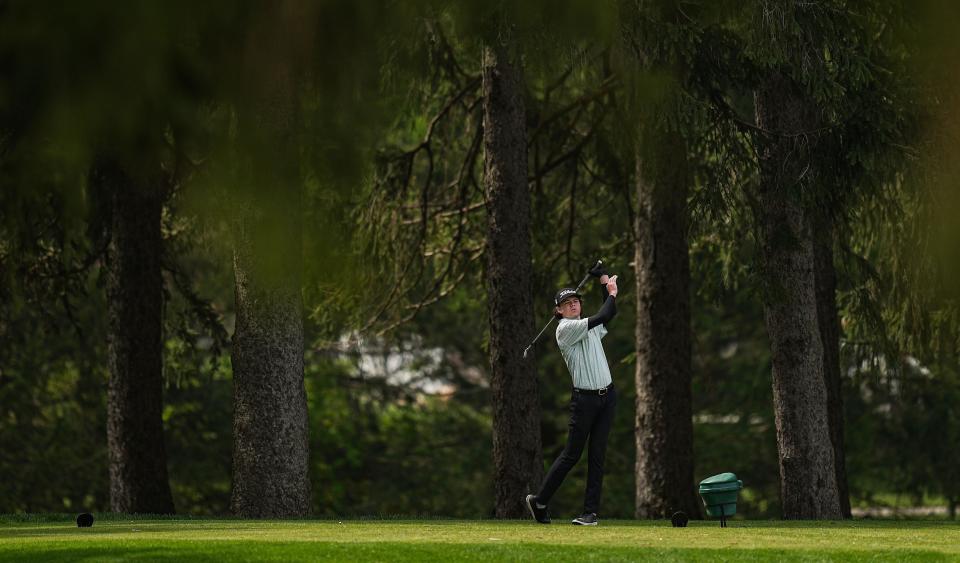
[522,259,603,359]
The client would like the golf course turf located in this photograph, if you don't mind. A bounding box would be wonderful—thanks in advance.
[2,517,959,561]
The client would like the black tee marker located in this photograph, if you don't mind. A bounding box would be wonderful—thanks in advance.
[76,513,94,528]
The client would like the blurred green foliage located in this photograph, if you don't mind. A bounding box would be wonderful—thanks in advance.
[2,0,960,519]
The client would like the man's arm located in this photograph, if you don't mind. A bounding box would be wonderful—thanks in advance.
[587,275,618,329]
[590,266,612,305]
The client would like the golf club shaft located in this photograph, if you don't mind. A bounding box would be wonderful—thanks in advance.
[523,259,602,358]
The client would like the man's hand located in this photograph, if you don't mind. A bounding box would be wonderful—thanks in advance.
[606,275,618,298]
[588,264,608,278]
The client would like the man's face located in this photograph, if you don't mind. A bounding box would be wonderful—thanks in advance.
[556,297,581,319]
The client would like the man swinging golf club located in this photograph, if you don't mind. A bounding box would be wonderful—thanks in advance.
[526,264,618,526]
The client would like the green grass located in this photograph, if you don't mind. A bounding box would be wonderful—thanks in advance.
[2,517,959,561]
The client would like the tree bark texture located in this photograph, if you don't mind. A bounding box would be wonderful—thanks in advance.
[103,161,176,514]
[230,3,311,517]
[813,222,852,518]
[754,73,842,519]
[230,202,309,518]
[633,120,702,520]
[482,43,544,519]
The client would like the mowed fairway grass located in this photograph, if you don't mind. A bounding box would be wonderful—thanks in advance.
[2,517,959,561]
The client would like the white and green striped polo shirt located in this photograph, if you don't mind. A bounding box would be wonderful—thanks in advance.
[555,318,612,390]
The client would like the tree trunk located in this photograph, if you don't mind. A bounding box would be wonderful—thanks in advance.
[482,43,543,519]
[754,73,842,519]
[813,221,852,518]
[103,161,175,514]
[633,119,702,520]
[230,200,309,518]
[230,5,310,517]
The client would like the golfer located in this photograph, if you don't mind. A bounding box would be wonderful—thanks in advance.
[526,266,618,526]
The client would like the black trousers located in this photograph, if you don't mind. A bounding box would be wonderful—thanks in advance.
[536,385,616,514]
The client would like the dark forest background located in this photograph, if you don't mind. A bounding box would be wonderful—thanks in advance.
[2,1,959,519]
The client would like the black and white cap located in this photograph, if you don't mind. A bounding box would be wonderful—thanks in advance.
[554,287,582,306]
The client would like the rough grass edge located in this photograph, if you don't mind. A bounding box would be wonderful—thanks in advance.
[0,513,472,525]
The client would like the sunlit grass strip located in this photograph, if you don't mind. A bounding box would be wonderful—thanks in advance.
[2,519,959,562]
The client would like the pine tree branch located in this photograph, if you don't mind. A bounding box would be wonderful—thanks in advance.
[528,75,618,145]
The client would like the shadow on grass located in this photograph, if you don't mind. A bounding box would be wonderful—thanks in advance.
[0,541,954,563]
[695,520,960,529]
